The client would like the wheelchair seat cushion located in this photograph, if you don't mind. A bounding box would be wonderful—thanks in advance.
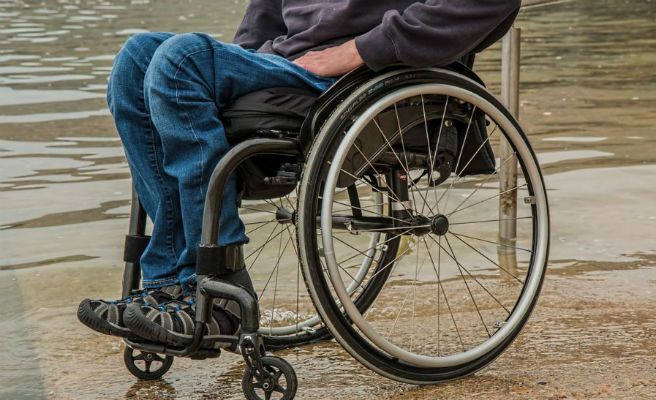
[222,87,319,141]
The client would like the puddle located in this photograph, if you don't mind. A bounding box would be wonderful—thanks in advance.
[541,136,607,143]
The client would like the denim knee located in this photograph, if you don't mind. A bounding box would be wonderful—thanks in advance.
[108,32,171,107]
[144,33,228,92]
[151,33,216,63]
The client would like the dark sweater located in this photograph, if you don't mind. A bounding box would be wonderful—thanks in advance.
[233,0,521,71]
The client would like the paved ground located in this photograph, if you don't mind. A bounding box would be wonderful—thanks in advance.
[3,166,653,400]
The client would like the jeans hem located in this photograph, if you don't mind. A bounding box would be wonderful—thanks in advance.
[142,276,179,288]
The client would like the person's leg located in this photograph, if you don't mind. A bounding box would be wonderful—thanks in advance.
[142,33,334,288]
[125,33,334,344]
[78,32,187,338]
[106,32,190,289]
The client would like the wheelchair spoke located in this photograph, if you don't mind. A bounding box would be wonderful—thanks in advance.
[440,105,478,210]
[437,238,442,355]
[437,123,500,209]
[321,232,377,293]
[245,219,275,226]
[382,239,434,340]
[352,224,432,233]
[448,183,528,217]
[246,220,275,235]
[324,196,408,224]
[449,231,532,253]
[429,235,511,315]
[350,237,414,290]
[332,235,376,265]
[386,281,413,340]
[411,238,420,351]
[449,232,524,284]
[335,166,410,212]
[268,225,286,334]
[446,152,518,215]
[334,236,386,289]
[259,231,291,304]
[294,238,301,335]
[391,102,434,215]
[247,224,283,259]
[421,237,442,356]
[444,236,492,338]
[439,272,466,352]
[420,94,447,215]
[340,140,415,215]
[372,118,411,179]
[423,235,466,352]
[241,206,277,215]
[428,95,449,181]
[449,216,532,226]
[246,224,282,268]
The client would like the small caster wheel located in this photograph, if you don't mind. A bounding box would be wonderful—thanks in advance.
[242,356,297,400]
[123,347,173,380]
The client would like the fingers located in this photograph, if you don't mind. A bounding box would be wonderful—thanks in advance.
[293,54,323,76]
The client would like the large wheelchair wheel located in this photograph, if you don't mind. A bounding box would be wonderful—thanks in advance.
[298,69,550,383]
[242,186,400,349]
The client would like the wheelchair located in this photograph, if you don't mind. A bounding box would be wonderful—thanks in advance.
[119,58,550,399]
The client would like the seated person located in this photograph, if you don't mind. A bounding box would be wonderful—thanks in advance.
[78,0,521,345]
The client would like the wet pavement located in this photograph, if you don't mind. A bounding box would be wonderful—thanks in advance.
[1,0,655,399]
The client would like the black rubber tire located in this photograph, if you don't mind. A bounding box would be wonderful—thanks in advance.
[297,68,550,384]
[242,356,298,400]
[123,347,173,380]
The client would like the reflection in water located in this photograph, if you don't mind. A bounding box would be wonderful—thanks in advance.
[124,379,177,399]
[0,0,655,398]
[497,250,519,283]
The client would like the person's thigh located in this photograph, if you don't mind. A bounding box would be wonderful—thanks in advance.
[145,32,334,108]
[141,33,334,272]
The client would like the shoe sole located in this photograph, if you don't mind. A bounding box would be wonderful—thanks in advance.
[77,299,138,339]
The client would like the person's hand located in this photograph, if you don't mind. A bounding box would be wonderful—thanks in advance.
[293,39,364,77]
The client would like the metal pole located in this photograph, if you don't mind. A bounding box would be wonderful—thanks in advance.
[499,27,521,248]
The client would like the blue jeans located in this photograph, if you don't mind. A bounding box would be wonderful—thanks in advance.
[107,32,334,289]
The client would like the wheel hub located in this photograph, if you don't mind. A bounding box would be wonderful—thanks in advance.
[410,215,432,236]
[430,214,450,236]
[275,207,294,224]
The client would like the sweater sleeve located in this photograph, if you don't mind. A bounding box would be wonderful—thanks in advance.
[233,0,286,50]
[355,0,522,71]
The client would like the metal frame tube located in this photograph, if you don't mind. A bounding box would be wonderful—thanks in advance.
[121,186,147,298]
[199,277,260,333]
[200,138,299,246]
[499,27,521,247]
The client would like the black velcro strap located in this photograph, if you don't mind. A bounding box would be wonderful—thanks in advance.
[197,244,245,276]
[123,235,151,263]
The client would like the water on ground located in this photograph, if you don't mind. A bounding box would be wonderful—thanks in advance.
[0,0,655,398]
